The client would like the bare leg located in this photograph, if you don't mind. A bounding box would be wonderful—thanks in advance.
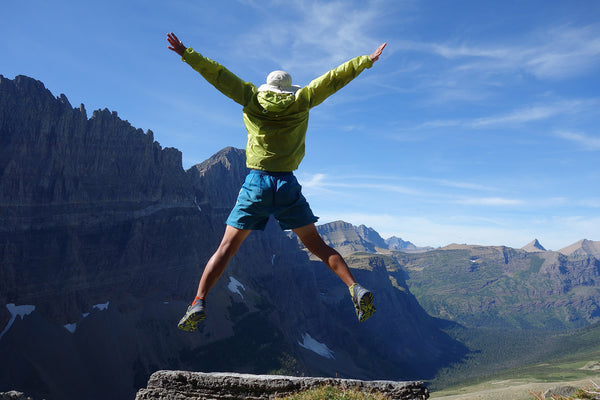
[196,225,251,299]
[293,223,356,287]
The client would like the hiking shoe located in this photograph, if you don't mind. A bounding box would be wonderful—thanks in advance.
[177,300,206,332]
[349,283,375,322]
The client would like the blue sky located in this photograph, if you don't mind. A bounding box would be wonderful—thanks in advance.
[2,0,599,250]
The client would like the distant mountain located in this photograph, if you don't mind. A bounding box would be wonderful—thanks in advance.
[522,239,547,252]
[315,221,382,255]
[314,229,600,331]
[314,221,427,255]
[400,244,600,330]
[0,75,465,400]
[386,236,420,251]
[559,239,600,258]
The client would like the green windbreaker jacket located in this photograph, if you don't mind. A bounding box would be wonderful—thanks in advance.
[182,48,373,172]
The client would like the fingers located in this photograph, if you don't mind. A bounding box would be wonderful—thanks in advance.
[167,32,179,42]
[375,42,387,56]
[369,42,387,62]
[167,32,185,55]
[167,32,179,46]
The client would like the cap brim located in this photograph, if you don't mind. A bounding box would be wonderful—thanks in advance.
[257,84,301,94]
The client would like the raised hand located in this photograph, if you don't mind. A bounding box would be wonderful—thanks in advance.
[369,42,387,62]
[167,32,186,56]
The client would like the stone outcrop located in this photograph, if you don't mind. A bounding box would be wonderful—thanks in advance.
[135,371,429,400]
[0,392,38,400]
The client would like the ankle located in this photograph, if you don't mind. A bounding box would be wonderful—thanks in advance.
[192,296,205,306]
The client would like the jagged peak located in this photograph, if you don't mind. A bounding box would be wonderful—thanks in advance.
[188,146,246,175]
[522,239,546,252]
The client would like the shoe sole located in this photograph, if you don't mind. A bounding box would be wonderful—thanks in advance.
[358,291,375,322]
[177,311,206,332]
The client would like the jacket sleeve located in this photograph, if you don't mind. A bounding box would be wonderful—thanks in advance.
[182,48,256,106]
[301,55,373,108]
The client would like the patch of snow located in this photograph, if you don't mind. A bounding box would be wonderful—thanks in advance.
[271,254,276,265]
[298,333,335,359]
[228,277,246,299]
[82,313,90,318]
[93,301,109,311]
[163,301,169,305]
[64,323,77,333]
[1,304,36,340]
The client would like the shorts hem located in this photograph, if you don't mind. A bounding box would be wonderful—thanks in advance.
[278,215,319,231]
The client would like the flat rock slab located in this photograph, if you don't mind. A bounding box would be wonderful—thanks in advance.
[135,371,429,400]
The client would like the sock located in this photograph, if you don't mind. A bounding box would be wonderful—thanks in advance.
[192,296,205,306]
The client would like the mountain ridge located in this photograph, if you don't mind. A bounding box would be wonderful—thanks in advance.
[2,74,599,400]
[314,220,430,256]
[0,75,465,400]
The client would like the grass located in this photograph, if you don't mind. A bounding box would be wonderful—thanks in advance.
[428,322,600,395]
[276,385,392,400]
[530,382,600,399]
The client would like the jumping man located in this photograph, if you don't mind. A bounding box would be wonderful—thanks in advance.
[167,32,387,331]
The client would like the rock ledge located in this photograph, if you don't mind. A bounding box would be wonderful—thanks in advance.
[135,371,429,400]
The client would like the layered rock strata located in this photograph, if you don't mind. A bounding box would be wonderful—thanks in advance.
[135,371,429,400]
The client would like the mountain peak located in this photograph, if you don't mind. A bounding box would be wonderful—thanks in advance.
[559,239,600,258]
[522,239,546,252]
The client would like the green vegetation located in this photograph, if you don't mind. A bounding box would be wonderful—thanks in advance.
[530,384,600,399]
[276,385,392,400]
[431,323,600,392]
[339,246,600,396]
[393,247,599,330]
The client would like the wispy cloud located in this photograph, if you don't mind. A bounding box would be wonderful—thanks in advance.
[300,172,422,196]
[555,130,600,150]
[232,0,387,76]
[419,24,600,80]
[469,102,579,127]
[414,99,594,131]
[456,197,524,206]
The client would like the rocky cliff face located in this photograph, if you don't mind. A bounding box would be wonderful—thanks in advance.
[0,76,464,400]
[400,244,600,330]
[315,220,422,255]
[0,75,189,206]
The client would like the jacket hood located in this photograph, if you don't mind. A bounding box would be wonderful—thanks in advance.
[257,91,296,113]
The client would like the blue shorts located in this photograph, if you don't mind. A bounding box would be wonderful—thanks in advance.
[226,170,319,231]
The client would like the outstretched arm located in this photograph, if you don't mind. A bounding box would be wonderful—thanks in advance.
[303,42,388,108]
[167,32,186,56]
[370,42,387,62]
[166,31,255,106]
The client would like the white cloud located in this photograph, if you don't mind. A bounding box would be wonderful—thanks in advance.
[299,172,423,197]
[469,104,564,127]
[422,24,600,80]
[315,212,600,251]
[414,99,594,131]
[456,197,523,206]
[233,0,387,76]
[556,130,600,150]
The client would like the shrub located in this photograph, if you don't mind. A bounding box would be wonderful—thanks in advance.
[276,385,392,400]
